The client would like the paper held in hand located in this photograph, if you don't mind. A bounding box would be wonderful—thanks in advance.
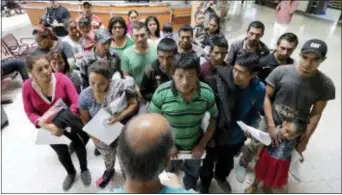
[237,121,272,146]
[83,108,124,145]
[174,150,207,160]
[35,128,71,145]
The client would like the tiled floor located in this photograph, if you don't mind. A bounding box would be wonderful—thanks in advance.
[1,1,341,193]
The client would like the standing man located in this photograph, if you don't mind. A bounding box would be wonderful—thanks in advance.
[77,28,121,89]
[225,21,269,66]
[237,39,335,182]
[200,52,265,193]
[107,113,195,193]
[76,1,103,30]
[199,36,228,81]
[258,32,298,84]
[149,54,218,190]
[40,0,70,28]
[140,38,178,102]
[121,21,157,86]
[178,25,207,64]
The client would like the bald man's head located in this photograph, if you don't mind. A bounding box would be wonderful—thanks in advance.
[118,114,173,181]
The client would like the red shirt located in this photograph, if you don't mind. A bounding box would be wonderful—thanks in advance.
[22,73,79,126]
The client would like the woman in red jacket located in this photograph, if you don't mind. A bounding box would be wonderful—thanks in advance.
[22,54,91,191]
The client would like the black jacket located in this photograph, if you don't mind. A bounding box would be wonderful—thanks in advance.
[140,60,172,101]
[204,65,237,145]
[40,6,71,27]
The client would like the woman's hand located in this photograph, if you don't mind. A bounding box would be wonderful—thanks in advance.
[45,123,63,137]
[107,115,122,125]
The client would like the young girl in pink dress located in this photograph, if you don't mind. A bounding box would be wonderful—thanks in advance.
[245,118,306,193]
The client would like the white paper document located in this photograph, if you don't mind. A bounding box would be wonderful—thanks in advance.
[35,128,71,145]
[237,121,272,146]
[83,108,124,145]
[201,112,210,132]
[174,150,207,160]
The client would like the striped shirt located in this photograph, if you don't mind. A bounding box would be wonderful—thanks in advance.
[121,44,157,86]
[148,81,218,150]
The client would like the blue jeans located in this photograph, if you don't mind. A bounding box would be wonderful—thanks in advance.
[168,159,201,190]
[1,59,29,81]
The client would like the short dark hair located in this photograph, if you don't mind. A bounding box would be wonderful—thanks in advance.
[292,118,308,135]
[145,16,160,38]
[88,60,114,80]
[178,24,193,35]
[210,36,228,52]
[108,16,128,36]
[277,32,299,47]
[247,21,265,33]
[78,17,91,28]
[132,21,146,32]
[128,9,139,17]
[235,52,261,73]
[162,23,173,34]
[172,53,200,75]
[157,38,178,54]
[117,123,173,181]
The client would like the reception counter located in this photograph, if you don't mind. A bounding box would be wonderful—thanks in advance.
[22,1,191,31]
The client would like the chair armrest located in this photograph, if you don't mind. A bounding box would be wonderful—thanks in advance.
[20,37,36,46]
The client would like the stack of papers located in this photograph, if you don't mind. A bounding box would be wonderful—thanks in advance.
[35,128,71,145]
[83,109,124,145]
[174,150,207,160]
[237,121,272,146]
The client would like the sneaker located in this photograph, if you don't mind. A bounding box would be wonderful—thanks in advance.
[62,173,76,191]
[245,184,258,193]
[94,148,101,156]
[81,170,91,186]
[96,169,115,188]
[215,177,232,193]
[68,144,74,155]
[236,164,247,183]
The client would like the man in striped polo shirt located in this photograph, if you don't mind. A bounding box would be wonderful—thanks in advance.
[148,54,218,190]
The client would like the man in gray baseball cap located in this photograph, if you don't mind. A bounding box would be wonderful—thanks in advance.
[77,28,121,89]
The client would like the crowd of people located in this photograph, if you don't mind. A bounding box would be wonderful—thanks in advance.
[1,0,336,193]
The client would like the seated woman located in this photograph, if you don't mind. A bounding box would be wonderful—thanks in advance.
[78,60,138,188]
[31,27,76,70]
[47,51,82,94]
[22,55,91,191]
[108,16,134,57]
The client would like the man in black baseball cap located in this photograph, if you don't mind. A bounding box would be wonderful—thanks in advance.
[262,37,335,173]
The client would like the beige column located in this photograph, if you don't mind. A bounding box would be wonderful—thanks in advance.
[191,1,202,26]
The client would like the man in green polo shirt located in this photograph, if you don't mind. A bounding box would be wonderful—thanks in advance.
[148,54,217,190]
[121,21,157,86]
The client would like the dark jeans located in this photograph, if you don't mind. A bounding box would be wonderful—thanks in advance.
[1,59,29,81]
[200,142,244,189]
[168,159,202,190]
[50,109,89,174]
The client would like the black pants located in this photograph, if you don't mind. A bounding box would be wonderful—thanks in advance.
[200,142,244,189]
[50,109,89,174]
[1,59,29,81]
